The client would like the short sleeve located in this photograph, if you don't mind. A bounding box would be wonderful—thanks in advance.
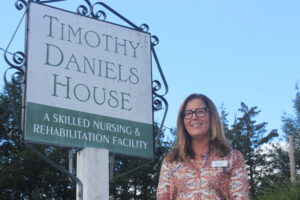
[229,150,250,200]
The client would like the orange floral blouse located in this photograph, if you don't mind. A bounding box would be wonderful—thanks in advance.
[157,150,249,200]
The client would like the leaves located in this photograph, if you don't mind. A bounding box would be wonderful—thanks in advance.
[109,124,173,199]
[0,83,75,199]
[224,102,279,197]
[256,179,300,200]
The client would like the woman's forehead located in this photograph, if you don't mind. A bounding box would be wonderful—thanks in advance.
[185,98,206,109]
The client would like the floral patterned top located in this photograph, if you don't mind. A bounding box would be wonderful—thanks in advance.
[157,149,249,200]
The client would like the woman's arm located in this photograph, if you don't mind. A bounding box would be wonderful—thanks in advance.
[157,159,173,200]
[229,150,250,200]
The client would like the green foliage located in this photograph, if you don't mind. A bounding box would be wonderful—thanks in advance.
[0,143,76,199]
[109,125,173,199]
[0,83,22,142]
[253,143,290,193]
[224,102,279,197]
[0,83,75,199]
[255,179,300,200]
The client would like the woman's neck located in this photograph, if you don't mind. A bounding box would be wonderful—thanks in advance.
[191,138,209,159]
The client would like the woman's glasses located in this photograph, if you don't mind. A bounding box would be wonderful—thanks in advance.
[182,107,210,120]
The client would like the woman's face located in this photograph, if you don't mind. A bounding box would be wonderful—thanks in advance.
[183,98,210,141]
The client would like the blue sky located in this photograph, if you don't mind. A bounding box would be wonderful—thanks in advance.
[1,0,300,140]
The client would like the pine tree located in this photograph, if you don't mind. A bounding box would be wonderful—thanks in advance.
[254,142,290,195]
[225,102,278,197]
[0,83,75,199]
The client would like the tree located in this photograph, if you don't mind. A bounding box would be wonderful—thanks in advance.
[255,179,300,200]
[109,125,174,199]
[225,102,278,197]
[0,83,75,199]
[282,86,300,170]
[0,83,22,143]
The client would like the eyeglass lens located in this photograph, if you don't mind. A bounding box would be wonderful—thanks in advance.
[183,108,208,119]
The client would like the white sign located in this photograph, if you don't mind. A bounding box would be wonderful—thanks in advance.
[24,2,153,158]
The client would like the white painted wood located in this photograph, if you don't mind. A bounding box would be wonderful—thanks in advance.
[77,148,109,200]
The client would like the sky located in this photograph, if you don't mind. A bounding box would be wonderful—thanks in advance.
[1,0,300,141]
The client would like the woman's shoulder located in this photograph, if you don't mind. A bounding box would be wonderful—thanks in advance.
[160,158,188,175]
[162,157,183,166]
[229,149,244,158]
[211,148,243,159]
[228,149,247,168]
[162,156,192,170]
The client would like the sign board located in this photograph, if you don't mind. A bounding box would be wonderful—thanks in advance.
[24,2,153,159]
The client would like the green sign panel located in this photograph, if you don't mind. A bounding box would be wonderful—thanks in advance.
[26,102,153,158]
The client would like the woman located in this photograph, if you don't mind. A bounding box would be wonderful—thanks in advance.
[157,93,249,200]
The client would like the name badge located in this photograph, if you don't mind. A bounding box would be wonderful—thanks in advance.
[212,160,228,167]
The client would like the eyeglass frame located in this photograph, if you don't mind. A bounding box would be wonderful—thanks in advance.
[181,107,210,120]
